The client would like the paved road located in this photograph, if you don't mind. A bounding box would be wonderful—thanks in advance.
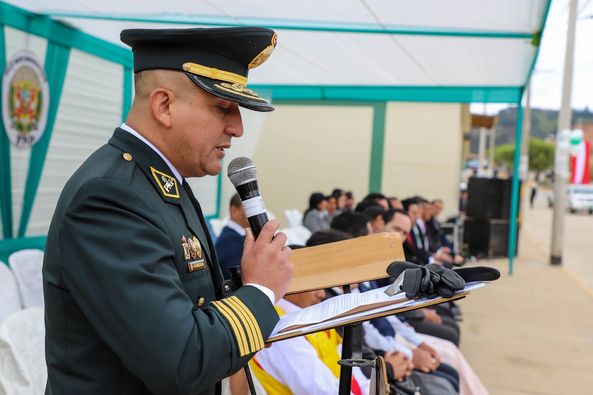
[522,191,593,294]
[458,193,593,395]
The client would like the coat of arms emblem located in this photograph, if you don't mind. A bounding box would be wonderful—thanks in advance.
[2,50,49,148]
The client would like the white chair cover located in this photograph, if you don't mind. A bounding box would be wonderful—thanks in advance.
[0,263,22,325]
[208,217,228,239]
[0,307,46,395]
[280,225,312,247]
[8,250,44,308]
[284,209,303,228]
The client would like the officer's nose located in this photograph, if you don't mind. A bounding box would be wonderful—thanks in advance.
[225,106,244,138]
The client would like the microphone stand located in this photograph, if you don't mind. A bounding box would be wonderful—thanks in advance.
[223,266,259,395]
[337,284,375,395]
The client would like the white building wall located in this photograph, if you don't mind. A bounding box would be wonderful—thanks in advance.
[382,102,463,219]
[247,104,374,226]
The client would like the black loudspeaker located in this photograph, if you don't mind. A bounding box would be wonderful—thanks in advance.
[467,177,520,220]
[463,218,518,258]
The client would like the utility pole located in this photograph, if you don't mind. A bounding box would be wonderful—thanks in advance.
[551,0,578,265]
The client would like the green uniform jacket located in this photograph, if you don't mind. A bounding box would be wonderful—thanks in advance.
[43,128,278,395]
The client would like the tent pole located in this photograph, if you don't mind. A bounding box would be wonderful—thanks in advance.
[508,90,525,275]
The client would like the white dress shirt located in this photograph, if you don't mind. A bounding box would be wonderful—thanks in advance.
[226,219,247,237]
[362,315,424,359]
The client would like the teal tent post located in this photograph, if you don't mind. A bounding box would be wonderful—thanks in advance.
[369,102,386,193]
[508,92,525,275]
[17,42,70,237]
[215,172,223,218]
[0,26,13,239]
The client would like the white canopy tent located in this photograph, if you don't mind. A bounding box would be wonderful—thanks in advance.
[0,0,553,271]
[9,0,549,97]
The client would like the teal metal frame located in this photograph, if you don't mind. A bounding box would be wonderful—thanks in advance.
[0,24,12,239]
[0,236,46,265]
[508,91,525,275]
[0,2,132,66]
[122,66,133,121]
[42,11,536,40]
[255,85,523,104]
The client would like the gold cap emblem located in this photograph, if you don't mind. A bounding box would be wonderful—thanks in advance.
[248,32,278,69]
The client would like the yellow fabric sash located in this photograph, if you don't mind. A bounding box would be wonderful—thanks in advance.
[250,305,343,394]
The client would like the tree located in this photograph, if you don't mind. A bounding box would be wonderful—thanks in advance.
[494,138,555,177]
[528,138,555,177]
[494,144,515,170]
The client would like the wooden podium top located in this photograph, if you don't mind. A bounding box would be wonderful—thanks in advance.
[287,232,405,294]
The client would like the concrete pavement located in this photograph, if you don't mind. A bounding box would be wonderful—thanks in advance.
[458,193,593,394]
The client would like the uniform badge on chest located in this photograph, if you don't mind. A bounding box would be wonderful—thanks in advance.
[181,235,205,272]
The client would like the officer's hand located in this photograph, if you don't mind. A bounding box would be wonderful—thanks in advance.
[241,220,293,303]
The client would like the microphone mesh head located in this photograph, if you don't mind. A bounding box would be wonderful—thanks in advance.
[227,157,257,186]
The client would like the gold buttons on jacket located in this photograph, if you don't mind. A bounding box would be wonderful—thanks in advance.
[197,297,205,307]
[122,152,133,161]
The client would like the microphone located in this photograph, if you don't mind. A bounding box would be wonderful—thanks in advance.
[227,157,269,239]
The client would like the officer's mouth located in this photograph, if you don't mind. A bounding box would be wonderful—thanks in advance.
[216,144,231,157]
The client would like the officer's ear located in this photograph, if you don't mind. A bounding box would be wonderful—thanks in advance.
[149,88,174,128]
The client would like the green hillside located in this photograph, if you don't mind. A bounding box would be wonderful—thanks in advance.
[469,107,593,152]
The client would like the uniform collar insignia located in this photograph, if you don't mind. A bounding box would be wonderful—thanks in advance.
[150,166,180,199]
[109,129,181,205]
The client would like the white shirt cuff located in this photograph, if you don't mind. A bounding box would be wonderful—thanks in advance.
[244,283,275,305]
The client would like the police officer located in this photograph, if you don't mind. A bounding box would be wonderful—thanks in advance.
[43,27,292,395]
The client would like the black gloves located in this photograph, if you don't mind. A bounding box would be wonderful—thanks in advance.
[424,263,465,298]
[453,266,500,282]
[385,261,500,300]
[386,261,464,299]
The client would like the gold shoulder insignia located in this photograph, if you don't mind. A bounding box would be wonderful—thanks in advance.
[150,167,180,199]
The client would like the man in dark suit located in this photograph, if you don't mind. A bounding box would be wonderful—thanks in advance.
[216,193,249,280]
[43,27,293,395]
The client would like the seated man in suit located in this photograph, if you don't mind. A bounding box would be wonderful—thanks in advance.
[381,208,461,344]
[403,197,452,266]
[215,193,249,280]
[426,199,464,266]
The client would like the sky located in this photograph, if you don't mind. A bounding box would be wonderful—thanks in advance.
[471,0,593,114]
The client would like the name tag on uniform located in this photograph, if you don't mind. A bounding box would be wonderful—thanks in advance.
[187,260,206,273]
